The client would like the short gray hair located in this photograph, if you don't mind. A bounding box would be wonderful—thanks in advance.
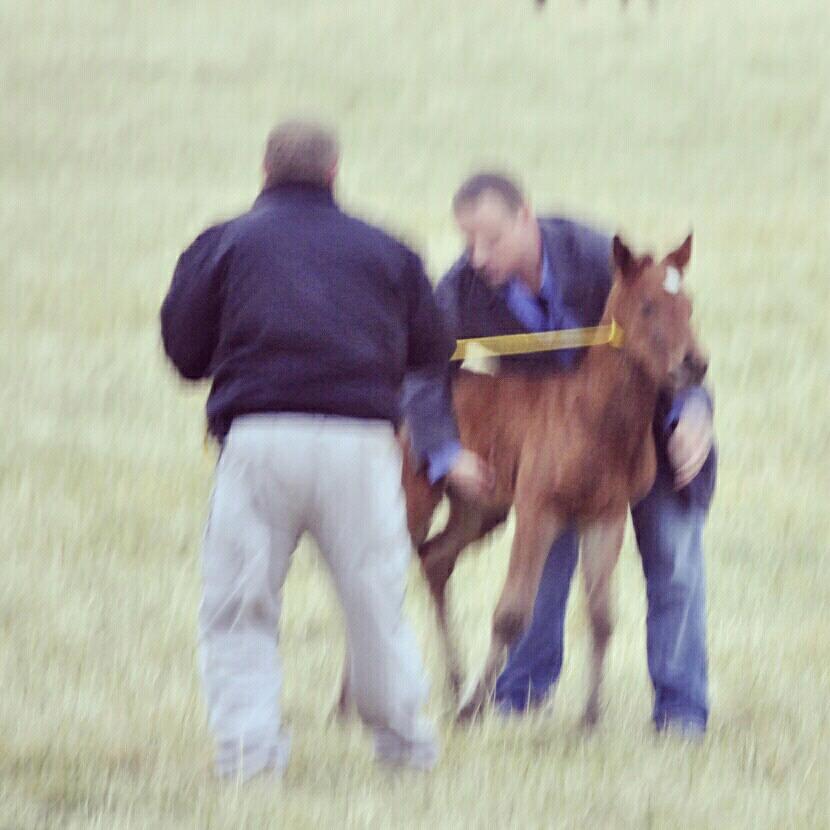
[263,120,339,189]
[452,172,525,214]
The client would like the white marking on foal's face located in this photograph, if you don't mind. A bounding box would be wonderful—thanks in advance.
[663,267,682,295]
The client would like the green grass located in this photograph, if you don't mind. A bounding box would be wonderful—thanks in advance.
[2,0,829,826]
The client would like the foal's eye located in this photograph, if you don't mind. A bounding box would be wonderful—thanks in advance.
[641,300,655,317]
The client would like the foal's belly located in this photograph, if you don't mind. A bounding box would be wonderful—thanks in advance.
[518,429,655,521]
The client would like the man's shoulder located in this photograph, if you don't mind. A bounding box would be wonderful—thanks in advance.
[539,214,612,286]
[199,201,272,246]
[317,208,426,277]
[538,215,614,323]
[538,215,612,255]
[342,211,416,258]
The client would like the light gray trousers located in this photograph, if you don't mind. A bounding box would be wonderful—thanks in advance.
[198,414,437,779]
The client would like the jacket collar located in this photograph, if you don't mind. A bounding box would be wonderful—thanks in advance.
[254,182,336,208]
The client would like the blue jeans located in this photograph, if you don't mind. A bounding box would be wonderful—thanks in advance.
[493,466,709,730]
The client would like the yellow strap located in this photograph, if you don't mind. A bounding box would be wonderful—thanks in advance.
[199,321,624,456]
[451,319,624,361]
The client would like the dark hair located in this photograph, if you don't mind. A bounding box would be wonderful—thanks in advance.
[452,172,525,213]
[263,120,339,189]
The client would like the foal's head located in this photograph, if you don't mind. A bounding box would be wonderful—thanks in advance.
[608,234,707,392]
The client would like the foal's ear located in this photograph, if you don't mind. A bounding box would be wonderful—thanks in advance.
[666,233,693,271]
[612,235,639,283]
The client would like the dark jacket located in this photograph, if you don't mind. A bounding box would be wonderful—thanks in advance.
[403,216,716,508]
[161,183,454,438]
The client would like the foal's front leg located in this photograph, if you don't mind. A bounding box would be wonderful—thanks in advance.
[457,506,565,722]
[578,512,626,728]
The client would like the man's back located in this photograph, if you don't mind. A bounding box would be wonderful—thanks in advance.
[164,120,456,781]
[161,182,453,438]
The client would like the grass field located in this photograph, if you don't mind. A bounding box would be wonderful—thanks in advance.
[2,0,829,827]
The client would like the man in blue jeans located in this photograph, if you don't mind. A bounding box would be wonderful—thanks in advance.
[405,173,716,735]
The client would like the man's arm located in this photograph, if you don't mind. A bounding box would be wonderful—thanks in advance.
[403,258,491,496]
[402,376,461,483]
[160,224,229,380]
[403,249,456,372]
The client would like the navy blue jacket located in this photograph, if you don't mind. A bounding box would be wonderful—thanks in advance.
[403,217,716,508]
[161,183,454,438]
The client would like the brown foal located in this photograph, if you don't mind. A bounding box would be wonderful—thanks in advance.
[340,234,706,727]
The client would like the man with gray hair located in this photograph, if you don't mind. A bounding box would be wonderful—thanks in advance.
[161,120,489,780]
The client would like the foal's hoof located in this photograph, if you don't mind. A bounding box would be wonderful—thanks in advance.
[456,696,485,724]
[580,704,600,731]
[327,704,347,724]
[328,693,353,724]
[448,671,463,702]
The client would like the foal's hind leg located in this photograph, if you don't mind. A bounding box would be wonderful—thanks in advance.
[457,505,564,722]
[578,512,626,728]
[420,497,507,700]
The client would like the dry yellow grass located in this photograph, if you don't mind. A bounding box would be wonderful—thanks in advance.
[2,0,829,827]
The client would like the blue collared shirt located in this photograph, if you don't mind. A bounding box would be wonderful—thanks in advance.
[501,248,582,369]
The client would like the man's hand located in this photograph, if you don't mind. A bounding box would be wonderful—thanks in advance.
[446,449,494,501]
[668,396,714,490]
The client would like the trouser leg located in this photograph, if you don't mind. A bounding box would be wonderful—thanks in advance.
[198,419,303,779]
[312,423,438,768]
[632,470,709,731]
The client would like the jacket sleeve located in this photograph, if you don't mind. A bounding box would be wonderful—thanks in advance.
[160,223,229,381]
[403,250,455,371]
[401,265,463,467]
